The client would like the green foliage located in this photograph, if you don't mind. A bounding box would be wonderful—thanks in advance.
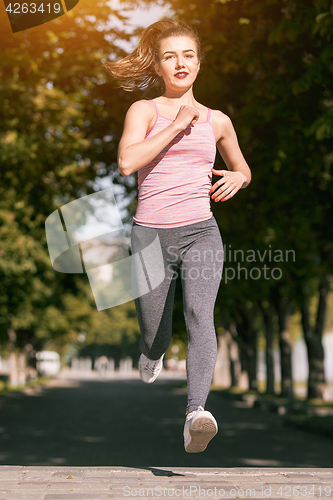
[0,0,140,351]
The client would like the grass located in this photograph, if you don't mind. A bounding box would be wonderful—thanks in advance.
[284,414,333,438]
[211,384,333,413]
[211,384,333,438]
[289,415,333,423]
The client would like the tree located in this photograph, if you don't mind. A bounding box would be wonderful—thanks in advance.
[0,0,141,357]
[125,0,333,397]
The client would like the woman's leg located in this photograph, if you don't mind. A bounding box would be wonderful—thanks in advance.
[180,218,224,415]
[131,223,179,360]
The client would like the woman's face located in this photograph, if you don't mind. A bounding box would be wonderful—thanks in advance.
[155,36,200,91]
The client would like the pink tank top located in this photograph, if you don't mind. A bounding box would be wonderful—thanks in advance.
[133,100,217,228]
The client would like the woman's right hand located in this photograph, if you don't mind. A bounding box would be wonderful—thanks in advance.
[173,105,200,131]
[118,99,252,182]
[119,100,200,176]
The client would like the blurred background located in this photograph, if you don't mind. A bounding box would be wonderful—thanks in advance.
[0,0,332,466]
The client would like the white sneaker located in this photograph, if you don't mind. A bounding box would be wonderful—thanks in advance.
[183,406,218,453]
[139,353,165,383]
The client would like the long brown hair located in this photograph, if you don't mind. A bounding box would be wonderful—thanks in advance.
[102,19,204,92]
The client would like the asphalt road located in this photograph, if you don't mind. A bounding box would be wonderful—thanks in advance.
[0,374,332,467]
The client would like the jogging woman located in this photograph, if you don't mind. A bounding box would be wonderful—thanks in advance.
[103,19,251,453]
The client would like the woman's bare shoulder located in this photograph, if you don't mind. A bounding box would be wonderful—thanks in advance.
[127,99,155,115]
[123,100,156,132]
[124,99,155,127]
[211,109,234,141]
[211,109,232,125]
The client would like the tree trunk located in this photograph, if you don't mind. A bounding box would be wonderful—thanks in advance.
[300,281,328,400]
[276,296,294,398]
[228,321,243,387]
[232,311,258,392]
[246,341,258,391]
[260,302,275,395]
[7,327,16,352]
[7,327,18,387]
[228,333,242,387]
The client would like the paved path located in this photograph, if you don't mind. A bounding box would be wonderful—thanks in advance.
[0,466,332,499]
[0,373,332,498]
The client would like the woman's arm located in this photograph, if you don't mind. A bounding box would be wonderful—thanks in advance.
[210,110,252,202]
[118,101,199,176]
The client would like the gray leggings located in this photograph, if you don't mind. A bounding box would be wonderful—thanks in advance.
[130,215,224,416]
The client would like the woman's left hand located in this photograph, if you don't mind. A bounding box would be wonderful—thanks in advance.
[210,168,247,202]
